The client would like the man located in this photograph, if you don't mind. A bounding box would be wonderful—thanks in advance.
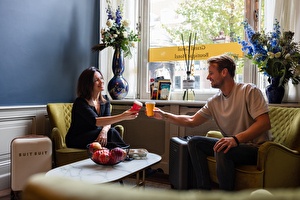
[149,54,271,190]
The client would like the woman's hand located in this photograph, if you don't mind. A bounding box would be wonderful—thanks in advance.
[122,109,139,120]
[96,126,110,147]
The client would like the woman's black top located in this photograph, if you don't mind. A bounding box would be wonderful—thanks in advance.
[65,96,110,149]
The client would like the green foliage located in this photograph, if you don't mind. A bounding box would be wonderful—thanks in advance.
[162,0,244,44]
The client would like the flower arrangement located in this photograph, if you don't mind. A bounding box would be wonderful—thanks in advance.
[92,0,140,58]
[238,19,300,86]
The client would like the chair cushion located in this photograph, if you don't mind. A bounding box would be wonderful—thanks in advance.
[55,148,88,167]
[268,106,300,150]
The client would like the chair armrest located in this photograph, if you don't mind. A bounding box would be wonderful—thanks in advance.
[206,130,223,139]
[257,141,300,187]
[114,125,124,139]
[51,127,66,150]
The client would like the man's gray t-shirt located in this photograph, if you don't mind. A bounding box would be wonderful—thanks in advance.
[198,83,271,145]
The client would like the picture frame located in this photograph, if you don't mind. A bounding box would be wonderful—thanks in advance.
[157,80,171,100]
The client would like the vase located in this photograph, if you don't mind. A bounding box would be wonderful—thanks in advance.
[107,46,129,100]
[265,77,285,104]
[182,71,195,101]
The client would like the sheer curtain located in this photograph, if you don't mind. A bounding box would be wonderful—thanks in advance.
[264,0,300,103]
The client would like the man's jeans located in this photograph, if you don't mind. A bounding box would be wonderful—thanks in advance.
[187,136,258,190]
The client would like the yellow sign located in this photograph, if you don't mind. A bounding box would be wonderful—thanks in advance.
[148,42,243,62]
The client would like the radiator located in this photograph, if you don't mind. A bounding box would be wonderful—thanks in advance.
[10,135,52,192]
[169,137,197,190]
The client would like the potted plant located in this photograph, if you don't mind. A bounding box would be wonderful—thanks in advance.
[238,19,300,103]
[92,0,140,100]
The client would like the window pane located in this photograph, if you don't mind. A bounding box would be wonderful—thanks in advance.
[148,0,245,100]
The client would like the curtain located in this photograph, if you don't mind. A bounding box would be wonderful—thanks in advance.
[265,0,300,41]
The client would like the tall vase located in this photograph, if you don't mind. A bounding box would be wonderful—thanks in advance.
[107,46,129,100]
[265,77,285,104]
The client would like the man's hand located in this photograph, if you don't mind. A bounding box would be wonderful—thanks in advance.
[213,137,238,153]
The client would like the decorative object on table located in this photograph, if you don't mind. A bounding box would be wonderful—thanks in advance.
[87,142,128,165]
[239,19,300,103]
[150,76,171,100]
[107,46,129,99]
[181,33,197,101]
[128,149,148,159]
[158,80,171,100]
[92,0,140,100]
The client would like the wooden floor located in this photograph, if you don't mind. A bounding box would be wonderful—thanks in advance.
[123,168,172,189]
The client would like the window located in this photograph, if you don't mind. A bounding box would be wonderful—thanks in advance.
[100,0,260,100]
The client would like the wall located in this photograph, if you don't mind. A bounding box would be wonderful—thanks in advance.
[0,105,49,191]
[0,0,99,192]
[0,0,99,106]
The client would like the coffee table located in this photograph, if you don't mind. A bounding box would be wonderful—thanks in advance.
[45,153,161,186]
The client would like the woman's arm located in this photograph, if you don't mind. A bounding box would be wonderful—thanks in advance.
[95,109,138,127]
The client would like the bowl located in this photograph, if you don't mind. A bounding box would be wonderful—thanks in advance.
[87,144,128,165]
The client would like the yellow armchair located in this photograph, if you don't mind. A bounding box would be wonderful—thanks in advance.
[47,103,124,167]
[206,106,300,190]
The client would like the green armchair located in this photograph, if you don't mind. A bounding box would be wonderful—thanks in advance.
[206,106,300,190]
[47,103,124,167]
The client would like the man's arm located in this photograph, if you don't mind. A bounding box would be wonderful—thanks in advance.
[234,113,271,143]
[214,112,271,153]
[152,108,209,127]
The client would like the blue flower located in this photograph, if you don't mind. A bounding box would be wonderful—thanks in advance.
[92,1,140,58]
[238,20,300,85]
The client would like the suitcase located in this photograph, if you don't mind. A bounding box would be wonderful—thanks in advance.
[10,135,52,194]
[169,137,197,190]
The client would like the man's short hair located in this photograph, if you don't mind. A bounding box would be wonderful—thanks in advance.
[207,54,236,78]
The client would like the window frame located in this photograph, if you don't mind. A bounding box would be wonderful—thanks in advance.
[99,0,260,100]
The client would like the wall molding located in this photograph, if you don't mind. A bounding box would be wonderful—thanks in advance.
[0,105,49,191]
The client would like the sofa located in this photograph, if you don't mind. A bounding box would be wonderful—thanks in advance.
[22,174,300,200]
[206,106,300,190]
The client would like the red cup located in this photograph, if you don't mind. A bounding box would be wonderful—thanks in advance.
[130,100,143,111]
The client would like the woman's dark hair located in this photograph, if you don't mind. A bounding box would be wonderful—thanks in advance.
[77,66,106,102]
[207,54,236,78]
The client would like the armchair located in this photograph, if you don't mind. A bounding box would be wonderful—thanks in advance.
[206,106,300,190]
[47,103,124,167]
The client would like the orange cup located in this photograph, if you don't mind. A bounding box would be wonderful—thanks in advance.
[145,102,156,117]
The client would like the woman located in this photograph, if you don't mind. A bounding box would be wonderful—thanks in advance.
[66,67,138,149]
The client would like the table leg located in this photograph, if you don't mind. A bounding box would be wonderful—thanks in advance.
[135,169,146,187]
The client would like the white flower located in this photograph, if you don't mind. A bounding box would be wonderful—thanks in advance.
[122,31,128,38]
[284,53,291,59]
[267,52,274,59]
[106,19,114,28]
[131,42,136,48]
[121,19,130,27]
[113,34,118,38]
[274,52,281,58]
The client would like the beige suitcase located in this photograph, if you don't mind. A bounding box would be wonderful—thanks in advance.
[10,135,52,194]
